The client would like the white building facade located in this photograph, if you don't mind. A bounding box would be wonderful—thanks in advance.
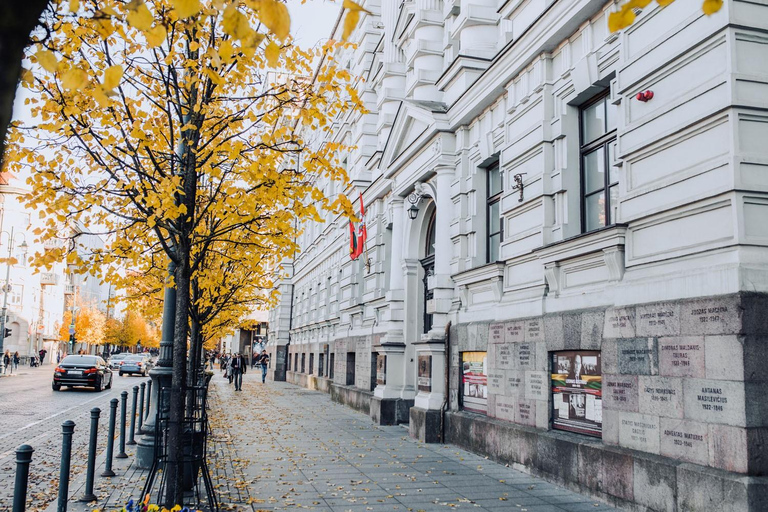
[269,1,768,509]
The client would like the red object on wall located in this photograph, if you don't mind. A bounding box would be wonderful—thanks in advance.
[636,90,654,102]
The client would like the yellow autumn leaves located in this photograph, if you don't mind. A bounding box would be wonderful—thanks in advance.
[609,0,723,32]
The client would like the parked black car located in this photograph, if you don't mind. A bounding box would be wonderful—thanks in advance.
[53,355,113,391]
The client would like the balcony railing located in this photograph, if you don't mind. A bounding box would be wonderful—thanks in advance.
[64,284,75,295]
[40,272,59,286]
[43,238,64,250]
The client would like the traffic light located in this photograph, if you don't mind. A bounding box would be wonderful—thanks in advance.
[3,328,10,338]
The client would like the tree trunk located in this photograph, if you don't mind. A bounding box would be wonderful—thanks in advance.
[0,2,49,166]
[185,315,202,414]
[165,248,190,507]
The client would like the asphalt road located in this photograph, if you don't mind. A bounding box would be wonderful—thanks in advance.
[0,363,150,511]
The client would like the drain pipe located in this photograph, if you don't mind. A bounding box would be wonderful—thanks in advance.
[439,321,451,443]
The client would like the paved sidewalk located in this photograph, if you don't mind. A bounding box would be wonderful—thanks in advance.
[53,372,618,511]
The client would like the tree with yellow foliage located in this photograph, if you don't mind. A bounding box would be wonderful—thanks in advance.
[59,303,106,352]
[608,0,723,32]
[103,310,155,349]
[4,1,368,504]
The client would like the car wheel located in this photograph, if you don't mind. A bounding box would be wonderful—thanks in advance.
[119,371,124,377]
[52,383,61,391]
[95,377,103,392]
[105,375,112,389]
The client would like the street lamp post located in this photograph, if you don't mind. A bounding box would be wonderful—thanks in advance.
[0,226,28,373]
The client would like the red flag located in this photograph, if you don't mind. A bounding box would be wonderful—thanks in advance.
[349,193,367,260]
[349,220,357,258]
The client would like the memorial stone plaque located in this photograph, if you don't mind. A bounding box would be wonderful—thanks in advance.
[619,412,660,454]
[604,307,637,338]
[517,342,535,369]
[417,355,432,392]
[506,370,523,396]
[525,371,548,401]
[660,418,709,465]
[526,318,543,342]
[603,374,639,412]
[505,321,525,343]
[517,399,536,426]
[487,370,506,395]
[639,376,683,418]
[494,343,514,370]
[495,396,516,422]
[659,337,704,377]
[490,323,505,344]
[637,303,680,337]
[376,354,386,386]
[618,337,658,375]
[680,298,740,336]
[683,379,746,426]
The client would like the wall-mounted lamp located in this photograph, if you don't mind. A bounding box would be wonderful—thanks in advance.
[512,173,527,203]
[407,191,422,220]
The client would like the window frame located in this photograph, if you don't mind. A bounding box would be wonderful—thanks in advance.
[579,93,618,233]
[486,161,503,263]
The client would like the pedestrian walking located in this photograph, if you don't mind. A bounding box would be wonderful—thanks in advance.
[257,350,270,383]
[12,351,19,372]
[231,353,245,391]
[39,348,47,365]
[3,350,10,374]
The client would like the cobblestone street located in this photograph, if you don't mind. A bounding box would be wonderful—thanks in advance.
[0,365,149,511]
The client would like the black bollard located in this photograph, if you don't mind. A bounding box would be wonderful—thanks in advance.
[12,444,34,512]
[101,398,118,477]
[145,379,152,419]
[79,408,100,502]
[57,420,75,512]
[138,382,146,432]
[128,385,138,445]
[117,391,128,458]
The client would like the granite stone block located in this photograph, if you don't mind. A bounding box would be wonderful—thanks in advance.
[744,335,768,382]
[489,322,505,344]
[505,369,524,396]
[493,395,517,422]
[708,423,748,473]
[491,343,515,370]
[683,378,746,427]
[516,342,536,369]
[633,456,677,512]
[676,464,747,512]
[603,307,636,338]
[525,371,548,401]
[745,381,768,428]
[534,342,549,372]
[487,370,506,395]
[601,339,618,375]
[577,443,604,493]
[602,409,620,445]
[659,417,709,465]
[535,436,579,485]
[505,321,525,343]
[486,393,497,418]
[658,336,705,377]
[516,398,536,426]
[680,296,742,336]
[466,323,477,351]
[580,310,604,349]
[563,314,582,349]
[636,302,681,337]
[526,318,544,342]
[544,315,565,351]
[476,321,489,349]
[602,450,634,501]
[603,374,639,412]
[617,337,658,375]
[535,398,550,429]
[705,335,745,381]
[742,293,768,335]
[619,411,660,454]
[639,376,683,418]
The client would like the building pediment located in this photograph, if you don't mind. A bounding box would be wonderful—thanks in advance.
[380,100,449,176]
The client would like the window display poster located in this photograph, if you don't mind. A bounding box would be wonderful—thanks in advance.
[462,351,488,414]
[551,350,602,437]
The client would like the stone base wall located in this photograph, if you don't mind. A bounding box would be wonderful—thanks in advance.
[268,345,288,382]
[371,397,413,425]
[410,407,442,443]
[446,411,768,512]
[330,383,373,416]
[447,292,768,510]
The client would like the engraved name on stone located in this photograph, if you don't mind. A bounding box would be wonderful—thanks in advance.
[690,306,728,325]
[490,323,505,344]
[518,343,533,368]
[526,319,543,342]
[495,344,513,369]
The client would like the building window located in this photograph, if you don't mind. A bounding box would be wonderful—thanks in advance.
[580,94,618,232]
[309,353,314,375]
[487,162,502,262]
[346,352,355,386]
[421,211,436,335]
